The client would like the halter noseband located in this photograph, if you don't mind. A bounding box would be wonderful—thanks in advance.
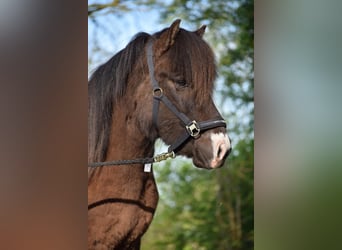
[88,40,226,168]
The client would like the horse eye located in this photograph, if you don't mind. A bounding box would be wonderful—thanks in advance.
[175,79,187,87]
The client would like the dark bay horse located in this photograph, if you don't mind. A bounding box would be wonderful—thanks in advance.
[88,19,231,249]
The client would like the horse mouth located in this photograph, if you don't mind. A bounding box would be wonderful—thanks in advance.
[192,153,229,169]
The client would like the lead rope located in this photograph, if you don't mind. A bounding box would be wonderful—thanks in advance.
[88,151,175,168]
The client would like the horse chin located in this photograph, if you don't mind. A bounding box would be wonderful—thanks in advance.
[192,159,212,169]
[192,156,225,170]
[190,144,216,169]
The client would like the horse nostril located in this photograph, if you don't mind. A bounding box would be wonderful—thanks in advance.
[216,143,228,160]
[217,146,222,158]
[210,133,231,168]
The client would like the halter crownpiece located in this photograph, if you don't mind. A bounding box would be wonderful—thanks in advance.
[88,40,227,168]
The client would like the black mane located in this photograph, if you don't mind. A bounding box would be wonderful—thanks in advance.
[88,32,150,162]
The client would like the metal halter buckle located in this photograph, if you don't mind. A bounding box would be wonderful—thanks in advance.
[186,120,201,138]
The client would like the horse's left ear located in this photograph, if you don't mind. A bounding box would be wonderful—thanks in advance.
[194,25,206,37]
[155,19,181,56]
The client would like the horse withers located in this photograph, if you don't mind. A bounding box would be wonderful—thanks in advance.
[88,19,231,249]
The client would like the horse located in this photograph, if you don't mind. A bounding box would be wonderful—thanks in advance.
[88,19,231,249]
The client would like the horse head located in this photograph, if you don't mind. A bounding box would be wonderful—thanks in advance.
[131,20,231,169]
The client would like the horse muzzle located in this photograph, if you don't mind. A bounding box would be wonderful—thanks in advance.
[192,131,231,169]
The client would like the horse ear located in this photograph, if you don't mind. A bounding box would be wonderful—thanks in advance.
[155,19,181,56]
[194,25,206,37]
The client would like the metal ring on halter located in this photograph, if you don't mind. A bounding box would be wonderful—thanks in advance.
[186,120,201,138]
[152,87,163,98]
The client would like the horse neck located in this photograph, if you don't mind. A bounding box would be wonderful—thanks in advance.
[88,100,159,248]
[88,99,157,199]
[106,101,155,162]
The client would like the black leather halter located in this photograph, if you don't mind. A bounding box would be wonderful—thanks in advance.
[146,40,226,154]
[88,40,226,168]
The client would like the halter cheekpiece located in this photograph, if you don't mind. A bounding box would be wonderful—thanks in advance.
[88,40,226,168]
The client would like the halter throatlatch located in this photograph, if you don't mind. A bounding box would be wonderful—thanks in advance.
[88,40,227,168]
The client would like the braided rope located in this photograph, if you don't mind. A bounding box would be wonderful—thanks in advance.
[88,157,154,168]
[88,152,175,168]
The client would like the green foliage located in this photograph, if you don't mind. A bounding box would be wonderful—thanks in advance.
[152,162,220,249]
[215,139,254,249]
[142,139,254,250]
